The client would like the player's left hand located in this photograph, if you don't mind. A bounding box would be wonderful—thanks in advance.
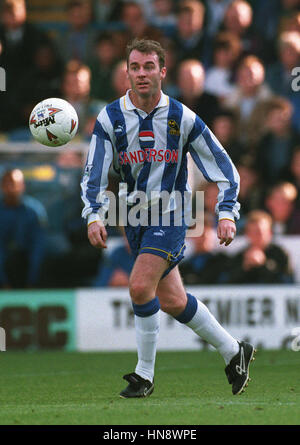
[217,219,236,247]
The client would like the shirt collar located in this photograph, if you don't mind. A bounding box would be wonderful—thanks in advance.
[124,89,169,111]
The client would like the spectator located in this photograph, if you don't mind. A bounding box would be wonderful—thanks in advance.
[210,108,246,165]
[172,0,210,66]
[93,230,134,287]
[225,210,294,283]
[282,146,300,200]
[265,182,300,235]
[38,150,101,288]
[111,59,131,99]
[149,0,177,39]
[61,60,106,137]
[0,0,51,131]
[89,32,119,102]
[0,169,46,288]
[254,97,299,186]
[279,0,300,26]
[267,30,300,134]
[266,31,300,98]
[221,0,267,61]
[93,0,121,23]
[120,2,163,42]
[179,214,229,284]
[249,0,280,44]
[223,55,273,140]
[18,42,64,127]
[204,31,242,101]
[177,59,220,127]
[203,0,234,37]
[149,0,177,35]
[235,156,263,232]
[56,0,97,64]
[161,39,180,97]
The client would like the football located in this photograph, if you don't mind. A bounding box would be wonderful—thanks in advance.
[29,98,78,147]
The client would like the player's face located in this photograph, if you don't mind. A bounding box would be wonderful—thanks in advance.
[127,50,166,98]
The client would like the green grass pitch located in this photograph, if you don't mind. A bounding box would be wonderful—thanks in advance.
[0,349,299,425]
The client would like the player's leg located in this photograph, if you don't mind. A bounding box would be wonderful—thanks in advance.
[157,266,256,394]
[120,253,168,398]
[157,266,239,363]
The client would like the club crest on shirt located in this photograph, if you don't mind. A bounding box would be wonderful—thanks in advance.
[168,119,180,136]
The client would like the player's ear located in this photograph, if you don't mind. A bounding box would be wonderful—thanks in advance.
[161,66,167,80]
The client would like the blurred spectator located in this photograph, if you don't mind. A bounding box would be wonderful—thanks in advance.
[0,169,46,288]
[89,32,119,102]
[224,55,273,140]
[221,0,267,61]
[120,2,163,42]
[161,39,180,97]
[266,30,300,134]
[282,146,300,200]
[203,0,234,37]
[112,60,131,99]
[56,0,96,64]
[177,59,220,127]
[93,0,121,23]
[248,0,280,43]
[265,182,300,235]
[93,232,134,286]
[61,60,106,137]
[148,0,177,35]
[254,97,299,186]
[18,42,64,127]
[179,213,229,284]
[211,108,246,165]
[172,0,211,67]
[204,31,242,101]
[225,210,294,283]
[37,150,101,288]
[0,0,50,76]
[0,0,51,131]
[278,2,300,33]
[266,31,300,97]
[235,156,263,232]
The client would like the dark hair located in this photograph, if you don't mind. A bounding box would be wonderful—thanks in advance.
[126,38,166,69]
[214,32,242,57]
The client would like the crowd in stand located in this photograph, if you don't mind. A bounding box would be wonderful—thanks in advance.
[0,0,300,289]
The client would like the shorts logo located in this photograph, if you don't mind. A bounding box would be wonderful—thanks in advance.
[153,229,165,236]
[139,130,155,149]
[168,119,180,136]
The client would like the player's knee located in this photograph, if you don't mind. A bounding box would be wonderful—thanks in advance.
[160,297,186,316]
[129,281,152,304]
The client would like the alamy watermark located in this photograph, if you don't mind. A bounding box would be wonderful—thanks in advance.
[0,327,6,351]
[291,67,300,92]
[291,327,300,351]
[93,184,206,237]
[0,67,6,92]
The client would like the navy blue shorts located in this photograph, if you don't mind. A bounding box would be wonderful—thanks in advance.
[124,223,186,279]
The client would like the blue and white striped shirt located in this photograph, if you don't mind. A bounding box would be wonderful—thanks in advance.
[81,90,240,225]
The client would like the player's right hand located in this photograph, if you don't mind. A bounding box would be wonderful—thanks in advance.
[87,221,107,249]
